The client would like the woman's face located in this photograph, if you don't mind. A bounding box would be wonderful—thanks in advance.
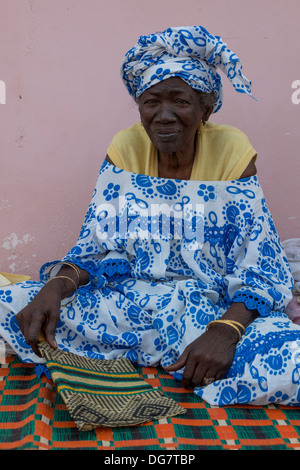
[138,77,210,155]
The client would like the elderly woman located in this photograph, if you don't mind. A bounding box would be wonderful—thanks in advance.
[0,26,299,407]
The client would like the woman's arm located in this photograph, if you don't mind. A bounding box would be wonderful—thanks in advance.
[239,156,257,178]
[16,264,89,357]
[105,155,115,165]
[49,264,90,298]
[217,301,259,329]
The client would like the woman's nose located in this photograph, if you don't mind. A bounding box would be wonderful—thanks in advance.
[154,104,176,123]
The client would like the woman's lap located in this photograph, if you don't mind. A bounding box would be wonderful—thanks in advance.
[1,281,300,405]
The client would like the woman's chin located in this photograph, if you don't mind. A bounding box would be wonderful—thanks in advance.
[155,141,181,155]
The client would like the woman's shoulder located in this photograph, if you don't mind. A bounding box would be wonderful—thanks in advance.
[198,122,257,179]
[200,121,256,159]
[201,122,252,144]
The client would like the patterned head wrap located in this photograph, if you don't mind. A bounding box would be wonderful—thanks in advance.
[121,25,254,113]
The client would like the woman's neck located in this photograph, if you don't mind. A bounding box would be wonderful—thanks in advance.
[157,147,195,180]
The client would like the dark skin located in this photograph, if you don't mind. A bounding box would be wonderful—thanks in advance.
[165,302,258,388]
[16,265,89,357]
[17,77,258,387]
[137,78,208,180]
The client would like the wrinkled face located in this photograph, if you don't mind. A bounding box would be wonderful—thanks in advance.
[138,77,209,154]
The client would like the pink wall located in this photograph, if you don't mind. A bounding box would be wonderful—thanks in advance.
[0,0,299,280]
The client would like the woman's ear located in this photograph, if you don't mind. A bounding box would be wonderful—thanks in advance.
[202,105,214,124]
[198,91,215,124]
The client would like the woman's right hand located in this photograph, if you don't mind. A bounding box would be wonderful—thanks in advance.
[16,278,65,357]
[16,264,88,357]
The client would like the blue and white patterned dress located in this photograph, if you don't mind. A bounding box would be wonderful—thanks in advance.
[0,159,299,406]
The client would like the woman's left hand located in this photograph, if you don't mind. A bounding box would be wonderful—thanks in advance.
[164,325,239,388]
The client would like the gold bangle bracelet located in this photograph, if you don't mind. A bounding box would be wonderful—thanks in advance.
[48,262,80,280]
[222,319,245,333]
[45,275,78,292]
[206,319,245,340]
[62,262,80,279]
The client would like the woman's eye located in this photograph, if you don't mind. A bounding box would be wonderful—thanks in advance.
[144,99,159,105]
[175,98,189,105]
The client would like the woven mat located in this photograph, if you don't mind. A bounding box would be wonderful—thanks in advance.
[1,355,300,450]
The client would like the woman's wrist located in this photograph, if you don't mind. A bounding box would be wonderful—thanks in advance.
[223,302,259,328]
[45,264,84,298]
[44,274,78,299]
[206,321,241,344]
[206,302,258,344]
[43,263,90,303]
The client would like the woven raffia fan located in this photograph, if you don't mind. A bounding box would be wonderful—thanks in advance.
[39,340,185,431]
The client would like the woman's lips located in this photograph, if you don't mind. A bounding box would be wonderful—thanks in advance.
[155,130,180,139]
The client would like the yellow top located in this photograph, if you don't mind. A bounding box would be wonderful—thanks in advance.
[106,122,257,181]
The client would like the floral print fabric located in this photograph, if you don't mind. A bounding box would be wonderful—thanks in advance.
[0,160,300,406]
[121,25,254,113]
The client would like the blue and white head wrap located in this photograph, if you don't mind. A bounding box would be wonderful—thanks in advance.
[121,25,254,113]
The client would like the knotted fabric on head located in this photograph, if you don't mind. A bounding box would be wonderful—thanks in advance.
[121,26,254,113]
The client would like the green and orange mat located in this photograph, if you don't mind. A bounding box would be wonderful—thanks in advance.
[1,354,300,450]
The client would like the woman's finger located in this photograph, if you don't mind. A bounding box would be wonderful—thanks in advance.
[24,315,44,357]
[164,346,191,371]
[43,310,60,350]
[183,360,208,388]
